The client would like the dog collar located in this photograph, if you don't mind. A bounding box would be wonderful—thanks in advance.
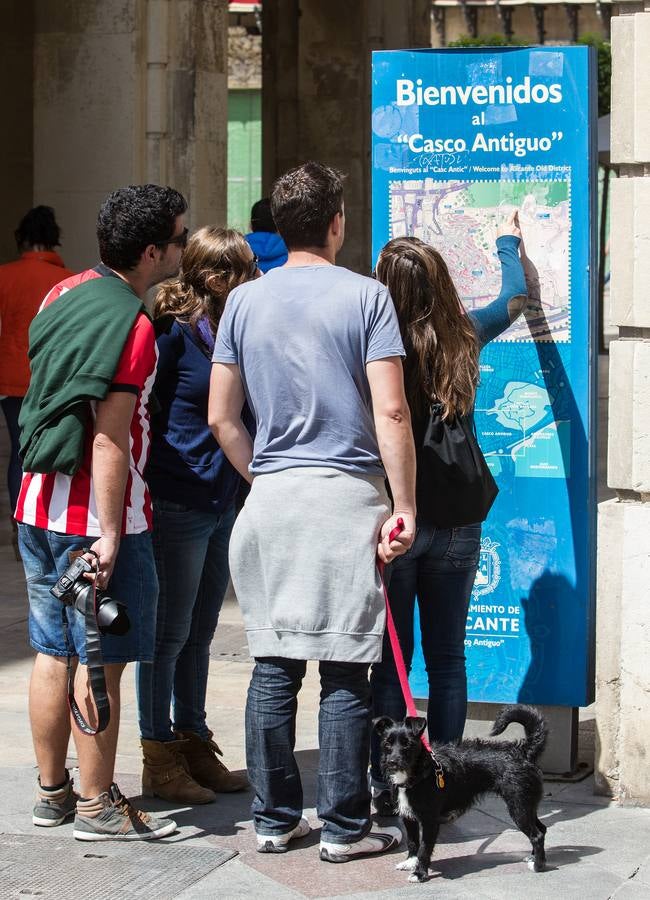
[391,751,445,792]
[429,750,446,790]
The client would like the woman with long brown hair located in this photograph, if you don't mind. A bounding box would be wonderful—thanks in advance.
[137,227,259,804]
[370,212,530,814]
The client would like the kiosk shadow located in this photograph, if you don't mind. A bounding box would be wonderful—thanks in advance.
[517,570,584,704]
[515,275,594,706]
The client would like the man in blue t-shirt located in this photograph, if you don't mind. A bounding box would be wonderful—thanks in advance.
[209,162,416,861]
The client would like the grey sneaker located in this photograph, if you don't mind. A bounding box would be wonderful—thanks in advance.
[73,783,176,841]
[33,772,78,827]
[256,817,311,853]
[320,824,402,862]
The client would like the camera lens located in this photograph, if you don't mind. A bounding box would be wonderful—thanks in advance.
[95,597,131,636]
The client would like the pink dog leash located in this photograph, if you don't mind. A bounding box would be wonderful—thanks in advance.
[378,518,446,789]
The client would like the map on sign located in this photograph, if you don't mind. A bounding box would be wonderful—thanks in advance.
[388,178,571,342]
[476,346,571,481]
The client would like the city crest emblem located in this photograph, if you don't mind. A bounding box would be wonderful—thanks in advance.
[472,538,501,598]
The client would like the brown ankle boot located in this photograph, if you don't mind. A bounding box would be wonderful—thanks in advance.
[174,730,249,793]
[141,738,216,804]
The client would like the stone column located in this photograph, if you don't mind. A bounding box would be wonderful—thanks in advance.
[164,0,229,229]
[0,2,33,264]
[595,1,650,805]
[33,0,227,271]
[262,0,431,274]
[33,1,143,270]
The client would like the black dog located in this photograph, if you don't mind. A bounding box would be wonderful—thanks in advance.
[373,705,548,883]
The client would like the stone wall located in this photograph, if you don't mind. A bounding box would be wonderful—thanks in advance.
[595,1,650,805]
[431,2,610,47]
[229,26,262,89]
[30,0,228,272]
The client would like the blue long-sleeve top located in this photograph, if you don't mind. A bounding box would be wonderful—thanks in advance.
[145,316,241,513]
[470,234,527,348]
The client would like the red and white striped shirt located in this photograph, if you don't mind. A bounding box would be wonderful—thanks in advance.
[15,268,158,536]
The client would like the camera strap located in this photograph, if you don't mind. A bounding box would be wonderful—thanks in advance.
[63,552,111,735]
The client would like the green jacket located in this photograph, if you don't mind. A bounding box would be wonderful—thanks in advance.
[19,274,146,475]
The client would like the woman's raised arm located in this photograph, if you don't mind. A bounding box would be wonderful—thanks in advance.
[470,209,528,347]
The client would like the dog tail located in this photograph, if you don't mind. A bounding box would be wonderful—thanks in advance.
[489,705,548,763]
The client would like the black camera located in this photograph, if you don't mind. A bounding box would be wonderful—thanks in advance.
[50,555,130,636]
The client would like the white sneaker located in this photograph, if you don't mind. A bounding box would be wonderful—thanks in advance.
[256,817,311,853]
[320,824,402,862]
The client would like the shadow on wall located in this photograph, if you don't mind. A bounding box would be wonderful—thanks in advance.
[516,274,593,707]
[517,570,585,705]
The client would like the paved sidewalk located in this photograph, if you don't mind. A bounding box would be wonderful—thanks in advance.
[1,530,649,899]
[2,361,650,898]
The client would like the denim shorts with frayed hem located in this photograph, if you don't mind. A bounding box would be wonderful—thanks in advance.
[18,524,158,664]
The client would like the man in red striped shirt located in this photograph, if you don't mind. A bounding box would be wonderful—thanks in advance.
[16,185,188,842]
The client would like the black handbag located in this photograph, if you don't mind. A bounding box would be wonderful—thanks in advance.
[415,403,498,527]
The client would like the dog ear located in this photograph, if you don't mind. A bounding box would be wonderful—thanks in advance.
[372,716,394,735]
[405,716,427,738]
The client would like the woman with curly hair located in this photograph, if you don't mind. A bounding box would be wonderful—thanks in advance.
[137,227,259,803]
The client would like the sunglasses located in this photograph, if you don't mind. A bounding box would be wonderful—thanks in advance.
[157,227,189,250]
[247,254,259,277]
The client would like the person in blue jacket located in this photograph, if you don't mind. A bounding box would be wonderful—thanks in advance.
[369,211,536,814]
[245,198,288,272]
[138,227,259,803]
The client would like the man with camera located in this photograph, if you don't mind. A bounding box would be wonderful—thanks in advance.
[15,185,187,841]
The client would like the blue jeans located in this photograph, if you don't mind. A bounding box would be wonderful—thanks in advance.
[1,396,23,511]
[246,657,372,843]
[137,498,235,742]
[370,522,481,785]
[19,524,158,664]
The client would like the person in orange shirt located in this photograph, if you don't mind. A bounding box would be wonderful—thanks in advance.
[0,207,74,546]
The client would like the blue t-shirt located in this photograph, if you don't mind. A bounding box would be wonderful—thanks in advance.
[213,264,405,476]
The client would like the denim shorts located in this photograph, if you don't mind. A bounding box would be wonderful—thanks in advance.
[18,524,158,665]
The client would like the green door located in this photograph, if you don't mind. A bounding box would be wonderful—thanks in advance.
[227,89,262,234]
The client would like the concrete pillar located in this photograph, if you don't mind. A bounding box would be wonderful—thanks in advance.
[165,0,229,229]
[0,2,33,264]
[595,1,650,805]
[33,0,227,272]
[33,2,142,271]
[262,0,431,274]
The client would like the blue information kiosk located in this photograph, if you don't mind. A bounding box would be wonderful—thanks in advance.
[371,47,597,766]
